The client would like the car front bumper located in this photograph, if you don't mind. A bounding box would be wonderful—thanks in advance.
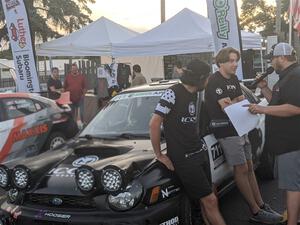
[0,194,183,225]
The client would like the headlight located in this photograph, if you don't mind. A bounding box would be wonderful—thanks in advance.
[12,165,30,190]
[0,165,10,190]
[75,166,96,193]
[108,181,143,211]
[100,165,124,193]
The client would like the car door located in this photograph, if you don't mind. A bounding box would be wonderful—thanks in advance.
[0,97,50,162]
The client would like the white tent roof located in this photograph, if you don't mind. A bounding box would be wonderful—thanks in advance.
[112,8,262,57]
[36,17,138,56]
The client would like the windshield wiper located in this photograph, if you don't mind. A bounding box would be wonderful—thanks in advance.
[115,133,150,139]
[78,134,117,140]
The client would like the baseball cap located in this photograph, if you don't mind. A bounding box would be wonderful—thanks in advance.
[180,59,210,90]
[263,42,296,59]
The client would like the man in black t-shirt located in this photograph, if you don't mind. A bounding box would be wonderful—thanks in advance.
[150,60,227,225]
[47,67,63,100]
[205,47,282,224]
[248,43,300,225]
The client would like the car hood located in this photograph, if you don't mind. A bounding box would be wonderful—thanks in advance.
[30,138,156,196]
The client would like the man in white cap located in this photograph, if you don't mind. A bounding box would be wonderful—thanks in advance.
[248,42,300,225]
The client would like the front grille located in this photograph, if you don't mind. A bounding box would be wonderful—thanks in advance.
[25,194,97,209]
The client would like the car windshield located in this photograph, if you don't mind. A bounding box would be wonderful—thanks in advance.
[80,90,165,138]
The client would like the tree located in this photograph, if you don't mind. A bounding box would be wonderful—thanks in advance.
[240,0,289,37]
[0,0,95,45]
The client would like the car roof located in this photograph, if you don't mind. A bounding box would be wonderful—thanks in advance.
[120,79,180,94]
[0,92,56,104]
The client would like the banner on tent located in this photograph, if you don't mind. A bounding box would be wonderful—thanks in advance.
[1,0,40,92]
[207,0,244,80]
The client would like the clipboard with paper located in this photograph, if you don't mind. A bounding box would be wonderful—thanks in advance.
[224,99,260,136]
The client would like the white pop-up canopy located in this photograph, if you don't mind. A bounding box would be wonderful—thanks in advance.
[36,17,138,56]
[112,8,262,57]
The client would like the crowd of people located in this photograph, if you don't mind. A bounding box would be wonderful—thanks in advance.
[150,43,300,225]
[47,62,147,124]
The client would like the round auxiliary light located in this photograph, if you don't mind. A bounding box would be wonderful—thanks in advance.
[100,166,123,193]
[75,167,96,192]
[0,165,10,190]
[12,166,30,190]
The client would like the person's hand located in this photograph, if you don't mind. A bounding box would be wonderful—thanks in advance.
[255,74,268,89]
[157,154,175,171]
[248,104,266,114]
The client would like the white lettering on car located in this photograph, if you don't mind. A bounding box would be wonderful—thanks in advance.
[44,212,71,219]
[159,216,179,225]
[47,167,77,177]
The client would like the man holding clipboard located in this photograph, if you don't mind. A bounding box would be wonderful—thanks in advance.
[205,47,282,224]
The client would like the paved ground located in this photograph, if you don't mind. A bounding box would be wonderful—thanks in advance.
[219,178,286,225]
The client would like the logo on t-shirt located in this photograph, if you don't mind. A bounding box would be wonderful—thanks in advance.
[188,102,196,116]
[226,85,236,90]
[216,88,223,95]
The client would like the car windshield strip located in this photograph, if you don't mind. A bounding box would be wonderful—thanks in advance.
[112,133,150,139]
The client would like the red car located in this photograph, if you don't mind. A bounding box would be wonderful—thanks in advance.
[0,93,78,162]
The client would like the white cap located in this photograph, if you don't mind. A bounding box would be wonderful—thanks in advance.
[264,42,296,59]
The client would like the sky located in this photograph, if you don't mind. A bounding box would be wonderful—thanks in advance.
[88,0,276,33]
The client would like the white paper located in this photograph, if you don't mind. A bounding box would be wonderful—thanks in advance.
[224,99,260,137]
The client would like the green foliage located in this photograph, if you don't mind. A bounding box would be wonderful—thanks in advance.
[0,0,95,44]
[240,0,289,37]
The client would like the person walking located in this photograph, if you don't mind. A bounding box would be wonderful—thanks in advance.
[150,59,227,225]
[205,47,282,224]
[64,63,87,123]
[248,42,300,225]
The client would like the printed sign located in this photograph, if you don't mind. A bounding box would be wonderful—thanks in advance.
[1,0,40,92]
[207,0,244,80]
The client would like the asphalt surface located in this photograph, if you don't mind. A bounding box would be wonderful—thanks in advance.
[219,178,286,225]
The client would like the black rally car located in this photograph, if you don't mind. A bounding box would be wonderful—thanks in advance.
[0,80,267,225]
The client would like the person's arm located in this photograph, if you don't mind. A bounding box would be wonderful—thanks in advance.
[217,97,232,111]
[149,114,174,171]
[231,95,245,104]
[248,103,300,117]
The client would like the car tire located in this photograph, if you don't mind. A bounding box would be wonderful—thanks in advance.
[179,195,193,225]
[257,150,276,180]
[44,131,66,150]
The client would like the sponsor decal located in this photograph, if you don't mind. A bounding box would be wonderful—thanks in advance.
[216,88,223,95]
[112,90,164,101]
[72,155,99,167]
[9,23,18,41]
[159,216,179,225]
[211,143,223,161]
[5,0,20,11]
[48,167,77,178]
[44,212,71,219]
[12,124,49,142]
[188,102,196,116]
[161,185,181,199]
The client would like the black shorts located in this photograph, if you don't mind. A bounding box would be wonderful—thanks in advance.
[173,151,212,200]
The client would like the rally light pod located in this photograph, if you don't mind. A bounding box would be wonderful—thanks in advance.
[75,166,98,193]
[0,165,10,191]
[100,165,125,194]
[11,165,31,190]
